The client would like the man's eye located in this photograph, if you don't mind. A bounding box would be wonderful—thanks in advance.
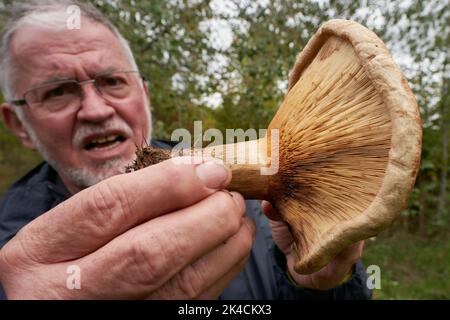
[101,76,126,87]
[42,86,66,100]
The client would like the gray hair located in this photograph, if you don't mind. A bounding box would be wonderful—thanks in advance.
[0,0,138,106]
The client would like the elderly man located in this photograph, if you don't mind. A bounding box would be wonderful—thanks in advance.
[0,1,371,299]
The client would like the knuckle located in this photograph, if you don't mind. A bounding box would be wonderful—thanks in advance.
[0,238,36,283]
[161,161,184,182]
[82,181,131,234]
[212,192,242,234]
[175,264,206,299]
[128,229,188,288]
[128,234,170,286]
[161,162,190,189]
[0,247,12,275]
[240,227,254,253]
[157,163,200,199]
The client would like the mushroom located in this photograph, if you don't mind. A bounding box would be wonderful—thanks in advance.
[128,19,422,274]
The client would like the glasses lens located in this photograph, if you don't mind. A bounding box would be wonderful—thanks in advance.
[96,72,139,100]
[22,71,141,116]
[25,81,80,112]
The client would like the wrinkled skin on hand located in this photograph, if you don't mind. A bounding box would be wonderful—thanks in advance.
[0,159,256,299]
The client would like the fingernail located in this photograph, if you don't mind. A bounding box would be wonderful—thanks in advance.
[196,161,230,189]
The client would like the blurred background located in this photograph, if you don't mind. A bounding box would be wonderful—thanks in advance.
[0,0,448,299]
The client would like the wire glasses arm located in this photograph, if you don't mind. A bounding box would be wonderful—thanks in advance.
[9,99,27,106]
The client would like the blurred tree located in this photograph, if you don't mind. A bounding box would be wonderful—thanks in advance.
[91,0,218,139]
[381,0,450,233]
[211,0,367,132]
[437,60,449,222]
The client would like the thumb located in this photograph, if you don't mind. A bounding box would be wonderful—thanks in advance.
[8,157,231,264]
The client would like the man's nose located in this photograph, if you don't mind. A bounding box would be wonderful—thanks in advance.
[76,82,115,122]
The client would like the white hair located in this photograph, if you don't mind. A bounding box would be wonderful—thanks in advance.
[0,0,139,105]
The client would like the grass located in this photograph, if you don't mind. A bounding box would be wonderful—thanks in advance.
[362,230,450,299]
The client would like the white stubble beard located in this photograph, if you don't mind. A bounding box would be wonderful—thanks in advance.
[21,108,152,191]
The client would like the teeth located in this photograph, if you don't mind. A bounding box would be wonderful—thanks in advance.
[91,135,118,144]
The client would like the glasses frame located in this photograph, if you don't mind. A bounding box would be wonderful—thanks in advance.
[9,70,146,108]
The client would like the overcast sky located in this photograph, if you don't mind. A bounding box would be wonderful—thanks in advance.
[181,0,448,112]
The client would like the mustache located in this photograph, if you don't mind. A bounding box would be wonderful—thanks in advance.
[73,119,134,148]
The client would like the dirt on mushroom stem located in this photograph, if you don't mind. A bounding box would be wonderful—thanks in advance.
[125,146,171,172]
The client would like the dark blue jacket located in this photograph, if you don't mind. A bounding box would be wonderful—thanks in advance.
[0,141,371,300]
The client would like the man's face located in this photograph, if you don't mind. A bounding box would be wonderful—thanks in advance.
[9,21,151,193]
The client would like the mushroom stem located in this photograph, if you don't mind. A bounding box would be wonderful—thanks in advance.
[202,140,271,199]
[228,164,270,199]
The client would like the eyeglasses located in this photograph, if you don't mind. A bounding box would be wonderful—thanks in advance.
[10,70,144,116]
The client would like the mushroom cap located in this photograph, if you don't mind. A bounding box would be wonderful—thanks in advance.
[268,19,422,274]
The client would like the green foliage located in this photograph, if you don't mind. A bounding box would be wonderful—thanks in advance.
[90,0,218,139]
[363,232,450,299]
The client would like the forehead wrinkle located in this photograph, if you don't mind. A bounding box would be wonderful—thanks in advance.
[11,28,131,91]
[15,41,129,72]
[11,20,129,66]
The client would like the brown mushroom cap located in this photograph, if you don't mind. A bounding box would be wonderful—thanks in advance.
[268,19,422,274]
[125,19,422,276]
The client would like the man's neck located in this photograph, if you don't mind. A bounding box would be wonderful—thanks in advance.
[59,174,83,195]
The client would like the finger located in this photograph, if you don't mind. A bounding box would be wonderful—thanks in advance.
[146,217,256,299]
[261,200,282,221]
[75,192,249,299]
[196,255,250,300]
[334,240,364,264]
[298,240,365,290]
[314,240,364,278]
[269,219,294,254]
[10,157,232,264]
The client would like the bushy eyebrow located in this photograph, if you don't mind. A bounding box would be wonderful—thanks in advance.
[94,66,119,76]
[30,67,121,88]
[23,76,73,92]
[37,76,73,86]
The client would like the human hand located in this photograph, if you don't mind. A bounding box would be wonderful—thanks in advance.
[261,201,364,291]
[0,158,255,299]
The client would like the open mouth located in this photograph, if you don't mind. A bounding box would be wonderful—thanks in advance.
[84,134,126,151]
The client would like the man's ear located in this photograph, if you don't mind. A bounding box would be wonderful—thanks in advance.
[1,103,36,150]
[142,79,153,111]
